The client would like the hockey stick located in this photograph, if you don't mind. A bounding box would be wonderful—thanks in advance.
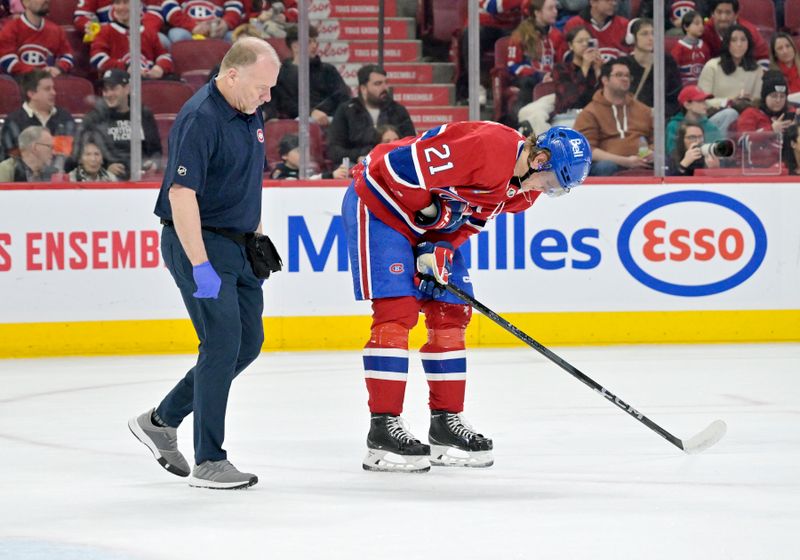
[445,283,726,454]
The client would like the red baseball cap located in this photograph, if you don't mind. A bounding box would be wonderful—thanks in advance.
[678,85,712,105]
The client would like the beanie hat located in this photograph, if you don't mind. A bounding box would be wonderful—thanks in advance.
[671,0,696,20]
[761,70,788,98]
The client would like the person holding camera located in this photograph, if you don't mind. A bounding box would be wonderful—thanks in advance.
[667,122,722,176]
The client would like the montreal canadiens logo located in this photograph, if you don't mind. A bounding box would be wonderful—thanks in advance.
[617,191,767,297]
[257,129,264,143]
[20,45,50,66]
[389,263,404,274]
[187,2,218,19]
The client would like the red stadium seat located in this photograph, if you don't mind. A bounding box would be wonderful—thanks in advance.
[141,80,195,114]
[264,119,326,172]
[170,39,230,75]
[738,0,776,34]
[50,0,78,26]
[54,75,96,116]
[181,70,210,91]
[154,114,176,157]
[490,36,519,122]
[266,38,291,61]
[786,0,800,34]
[533,80,555,101]
[0,74,22,116]
[430,0,466,43]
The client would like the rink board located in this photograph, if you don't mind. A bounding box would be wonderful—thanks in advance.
[1,178,798,356]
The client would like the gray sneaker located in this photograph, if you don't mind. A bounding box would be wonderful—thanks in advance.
[128,408,190,477]
[188,460,258,490]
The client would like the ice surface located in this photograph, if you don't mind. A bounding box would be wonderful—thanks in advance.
[1,344,798,559]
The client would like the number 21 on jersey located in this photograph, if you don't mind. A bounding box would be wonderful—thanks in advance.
[423,144,454,175]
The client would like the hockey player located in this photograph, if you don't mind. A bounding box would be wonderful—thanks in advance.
[341,122,592,473]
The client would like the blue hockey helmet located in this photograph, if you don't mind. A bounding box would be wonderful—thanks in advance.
[535,126,592,191]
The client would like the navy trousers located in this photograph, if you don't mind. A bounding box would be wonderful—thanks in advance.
[157,225,264,464]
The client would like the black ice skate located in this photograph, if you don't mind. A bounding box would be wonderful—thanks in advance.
[429,410,494,468]
[363,414,431,473]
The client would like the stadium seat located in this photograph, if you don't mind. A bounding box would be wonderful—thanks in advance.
[170,39,230,75]
[50,0,78,26]
[533,81,555,101]
[786,0,800,34]
[0,75,22,116]
[430,0,466,43]
[154,114,175,157]
[141,80,195,114]
[264,119,326,172]
[266,38,291,61]
[181,70,210,91]
[490,36,519,122]
[54,75,96,116]
[738,0,776,34]
[62,25,92,78]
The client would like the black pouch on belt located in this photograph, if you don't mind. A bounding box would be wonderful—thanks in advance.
[244,232,283,280]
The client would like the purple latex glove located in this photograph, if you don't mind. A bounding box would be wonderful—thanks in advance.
[192,261,221,299]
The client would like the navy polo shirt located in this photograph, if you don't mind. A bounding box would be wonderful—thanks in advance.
[154,78,267,233]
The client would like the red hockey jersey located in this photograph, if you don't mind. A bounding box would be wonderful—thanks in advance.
[162,0,244,32]
[564,13,629,62]
[671,38,710,86]
[475,0,526,30]
[506,26,564,78]
[90,21,173,74]
[74,0,164,33]
[353,121,541,248]
[0,14,74,75]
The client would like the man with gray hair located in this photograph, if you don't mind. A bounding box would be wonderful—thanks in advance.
[130,38,280,490]
[0,126,54,182]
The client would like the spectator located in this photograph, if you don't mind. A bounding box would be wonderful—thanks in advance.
[781,123,800,175]
[270,133,348,180]
[701,0,768,68]
[666,84,726,154]
[506,0,564,114]
[672,10,710,87]
[639,0,702,36]
[0,0,74,76]
[89,0,173,79]
[327,64,415,166]
[0,125,54,182]
[73,0,163,36]
[520,24,601,133]
[574,58,654,176]
[621,18,682,117]
[455,0,525,103]
[80,69,162,179]
[736,70,795,135]
[249,1,297,39]
[769,32,800,105]
[666,121,720,175]
[162,0,244,43]
[67,136,117,182]
[261,24,350,126]
[697,24,762,114]
[0,70,76,166]
[563,0,630,62]
[377,124,400,144]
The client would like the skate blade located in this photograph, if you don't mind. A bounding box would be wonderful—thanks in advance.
[362,449,431,473]
[430,445,494,468]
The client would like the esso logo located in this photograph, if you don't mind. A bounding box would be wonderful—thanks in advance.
[20,46,49,67]
[617,191,767,296]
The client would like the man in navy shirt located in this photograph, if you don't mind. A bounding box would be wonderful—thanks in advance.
[129,37,279,490]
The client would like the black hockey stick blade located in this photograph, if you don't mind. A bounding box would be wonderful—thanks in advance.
[444,282,727,454]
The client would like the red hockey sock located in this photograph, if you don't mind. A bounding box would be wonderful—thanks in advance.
[364,297,420,415]
[421,301,471,413]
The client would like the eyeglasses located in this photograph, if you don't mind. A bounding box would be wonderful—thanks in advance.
[610,72,631,79]
[685,135,704,141]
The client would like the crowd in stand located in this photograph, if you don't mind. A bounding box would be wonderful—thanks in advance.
[2,0,800,182]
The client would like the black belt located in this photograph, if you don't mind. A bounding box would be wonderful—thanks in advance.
[160,218,248,244]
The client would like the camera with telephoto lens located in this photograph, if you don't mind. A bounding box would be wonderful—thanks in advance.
[699,139,735,158]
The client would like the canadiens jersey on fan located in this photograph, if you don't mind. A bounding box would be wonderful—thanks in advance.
[355,121,542,248]
[74,0,164,34]
[0,13,74,75]
[90,22,174,73]
[162,0,244,32]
